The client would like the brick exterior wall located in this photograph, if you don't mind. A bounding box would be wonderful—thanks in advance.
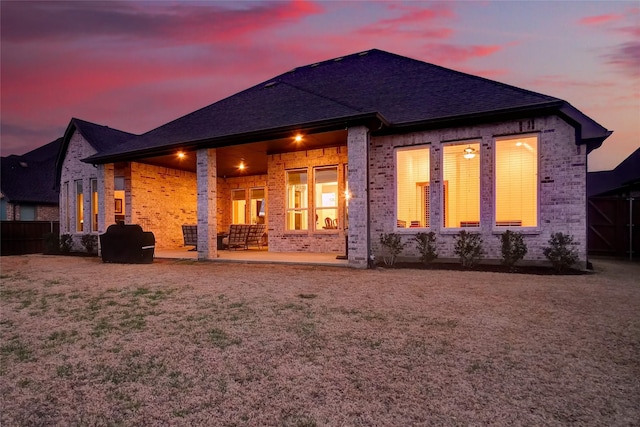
[0,200,58,221]
[129,162,198,250]
[369,116,588,267]
[59,129,99,251]
[267,146,348,254]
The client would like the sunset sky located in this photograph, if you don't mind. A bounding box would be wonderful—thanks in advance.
[1,0,638,171]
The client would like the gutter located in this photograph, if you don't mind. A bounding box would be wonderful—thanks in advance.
[82,112,389,165]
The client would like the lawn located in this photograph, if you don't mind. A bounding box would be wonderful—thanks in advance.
[1,255,638,426]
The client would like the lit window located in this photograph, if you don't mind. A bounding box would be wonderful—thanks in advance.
[75,180,83,232]
[443,142,480,228]
[231,189,247,224]
[315,167,338,230]
[114,177,125,222]
[286,170,308,230]
[396,146,430,228]
[91,179,98,232]
[250,188,266,224]
[495,135,538,227]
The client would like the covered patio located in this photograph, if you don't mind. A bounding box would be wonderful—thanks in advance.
[155,247,349,267]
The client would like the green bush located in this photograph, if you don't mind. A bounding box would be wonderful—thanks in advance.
[413,232,438,264]
[379,233,405,267]
[454,230,483,268]
[59,234,73,253]
[43,232,60,254]
[81,234,98,254]
[499,230,527,270]
[543,232,579,273]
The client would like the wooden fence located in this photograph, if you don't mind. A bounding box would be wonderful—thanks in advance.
[1,221,60,256]
[588,196,639,259]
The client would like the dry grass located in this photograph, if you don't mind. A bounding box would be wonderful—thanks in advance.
[1,255,638,426]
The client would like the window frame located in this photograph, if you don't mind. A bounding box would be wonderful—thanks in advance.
[313,165,339,232]
[285,168,309,232]
[493,133,540,233]
[394,145,431,231]
[441,140,481,231]
[75,179,83,232]
[231,189,247,224]
[90,178,98,232]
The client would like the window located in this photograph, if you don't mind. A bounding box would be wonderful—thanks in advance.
[75,180,83,232]
[443,141,480,228]
[495,135,538,227]
[20,205,36,221]
[315,167,338,230]
[63,182,70,230]
[0,198,6,220]
[250,188,266,224]
[231,189,247,224]
[396,146,430,228]
[344,165,349,229]
[286,170,308,231]
[91,179,98,232]
[114,177,125,222]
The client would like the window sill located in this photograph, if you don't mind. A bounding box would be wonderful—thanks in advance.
[492,227,540,235]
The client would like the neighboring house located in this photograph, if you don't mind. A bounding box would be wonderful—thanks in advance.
[56,49,611,268]
[587,148,640,259]
[1,138,62,221]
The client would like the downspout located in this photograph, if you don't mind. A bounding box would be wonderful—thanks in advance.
[629,190,634,261]
[366,129,372,268]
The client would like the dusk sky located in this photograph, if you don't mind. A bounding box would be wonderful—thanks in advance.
[1,1,638,171]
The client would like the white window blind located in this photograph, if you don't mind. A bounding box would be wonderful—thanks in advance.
[396,146,430,228]
[495,135,538,227]
[442,142,480,228]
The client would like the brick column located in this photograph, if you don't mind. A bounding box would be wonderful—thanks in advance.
[97,163,115,233]
[347,126,369,268]
[197,148,217,260]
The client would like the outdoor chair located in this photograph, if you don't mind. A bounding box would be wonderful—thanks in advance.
[246,224,267,249]
[222,224,252,250]
[181,224,197,250]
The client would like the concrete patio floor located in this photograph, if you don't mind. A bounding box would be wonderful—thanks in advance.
[155,247,349,267]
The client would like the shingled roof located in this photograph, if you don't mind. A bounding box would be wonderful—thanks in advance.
[1,138,62,204]
[588,148,640,197]
[85,49,610,163]
[54,118,138,187]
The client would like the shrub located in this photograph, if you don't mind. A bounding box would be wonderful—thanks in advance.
[43,232,60,254]
[81,234,98,254]
[413,232,438,264]
[454,230,483,268]
[379,233,405,267]
[59,234,73,253]
[543,232,579,273]
[499,230,527,270]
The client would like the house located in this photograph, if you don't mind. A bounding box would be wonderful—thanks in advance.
[587,148,640,259]
[56,49,611,267]
[1,138,62,221]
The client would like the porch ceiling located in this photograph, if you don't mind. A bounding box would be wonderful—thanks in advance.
[137,129,347,177]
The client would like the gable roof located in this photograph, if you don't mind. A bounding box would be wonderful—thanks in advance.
[84,49,611,163]
[1,138,62,204]
[588,148,640,197]
[54,118,138,187]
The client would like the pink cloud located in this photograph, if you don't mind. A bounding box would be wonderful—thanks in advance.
[420,43,502,64]
[578,14,623,26]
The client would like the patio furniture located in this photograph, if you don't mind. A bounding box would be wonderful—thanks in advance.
[182,224,197,250]
[99,223,155,264]
[222,224,252,250]
[246,224,267,249]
